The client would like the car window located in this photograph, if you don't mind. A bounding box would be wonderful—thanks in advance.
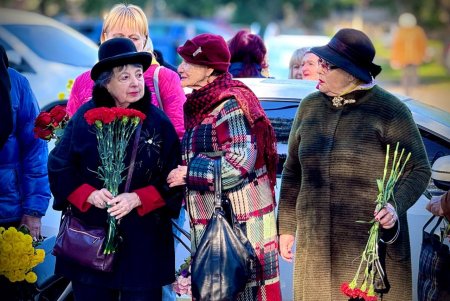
[261,100,298,143]
[260,99,299,174]
[2,24,97,67]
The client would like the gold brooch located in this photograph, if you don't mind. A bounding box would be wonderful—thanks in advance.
[332,96,356,107]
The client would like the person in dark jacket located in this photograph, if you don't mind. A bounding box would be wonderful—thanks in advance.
[48,38,182,301]
[0,45,51,300]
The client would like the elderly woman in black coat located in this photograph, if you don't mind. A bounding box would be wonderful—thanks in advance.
[48,38,182,301]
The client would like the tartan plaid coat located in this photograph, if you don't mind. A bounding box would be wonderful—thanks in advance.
[278,86,431,300]
[182,98,282,301]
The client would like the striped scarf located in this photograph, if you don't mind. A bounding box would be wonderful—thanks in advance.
[184,73,278,188]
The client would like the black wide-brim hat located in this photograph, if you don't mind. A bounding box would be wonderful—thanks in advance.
[91,37,152,81]
[311,28,382,83]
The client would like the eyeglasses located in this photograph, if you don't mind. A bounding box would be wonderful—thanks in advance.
[318,58,339,72]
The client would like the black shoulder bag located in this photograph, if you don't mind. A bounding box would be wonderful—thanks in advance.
[417,215,450,301]
[191,158,257,301]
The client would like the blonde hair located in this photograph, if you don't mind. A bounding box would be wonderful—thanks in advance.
[288,47,310,79]
[101,3,149,46]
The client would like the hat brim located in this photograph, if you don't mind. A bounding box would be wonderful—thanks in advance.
[91,52,152,81]
[311,45,373,83]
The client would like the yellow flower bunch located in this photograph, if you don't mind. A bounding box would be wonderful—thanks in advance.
[57,79,74,101]
[0,227,45,283]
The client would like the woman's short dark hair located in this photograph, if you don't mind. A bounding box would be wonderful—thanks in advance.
[228,30,267,77]
[95,70,114,88]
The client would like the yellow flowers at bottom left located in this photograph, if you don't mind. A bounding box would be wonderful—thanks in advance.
[0,226,45,283]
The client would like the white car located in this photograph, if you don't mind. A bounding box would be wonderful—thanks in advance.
[0,8,98,111]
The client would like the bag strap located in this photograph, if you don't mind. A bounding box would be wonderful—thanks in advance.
[423,215,444,233]
[124,124,142,193]
[171,220,191,252]
[153,66,163,111]
[213,158,222,209]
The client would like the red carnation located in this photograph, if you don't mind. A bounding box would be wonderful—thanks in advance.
[126,108,146,122]
[84,107,115,125]
[34,127,53,140]
[365,295,377,301]
[49,105,68,123]
[34,112,53,128]
[340,283,354,297]
[110,107,129,119]
[100,107,117,124]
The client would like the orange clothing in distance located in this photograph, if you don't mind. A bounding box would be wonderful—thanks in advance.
[391,26,427,67]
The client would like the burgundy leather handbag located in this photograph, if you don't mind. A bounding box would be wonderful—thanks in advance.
[52,207,114,272]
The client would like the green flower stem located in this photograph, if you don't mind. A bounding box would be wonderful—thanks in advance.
[97,119,140,254]
[347,143,411,295]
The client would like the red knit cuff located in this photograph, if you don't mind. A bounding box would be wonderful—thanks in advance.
[134,186,165,216]
[67,183,96,212]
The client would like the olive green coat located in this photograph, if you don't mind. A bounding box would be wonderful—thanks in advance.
[278,86,431,300]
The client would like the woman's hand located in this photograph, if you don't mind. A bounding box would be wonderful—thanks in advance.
[426,196,444,216]
[107,192,142,219]
[279,234,295,262]
[375,203,398,229]
[87,188,113,209]
[167,165,187,187]
[20,215,42,241]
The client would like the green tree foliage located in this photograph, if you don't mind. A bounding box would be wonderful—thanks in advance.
[81,0,148,16]
[165,0,223,18]
[8,0,446,34]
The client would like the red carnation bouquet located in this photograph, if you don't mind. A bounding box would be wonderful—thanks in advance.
[33,105,69,143]
[84,107,146,254]
[341,143,411,301]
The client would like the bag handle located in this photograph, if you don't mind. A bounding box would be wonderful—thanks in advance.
[423,215,444,234]
[213,158,222,209]
[153,66,163,111]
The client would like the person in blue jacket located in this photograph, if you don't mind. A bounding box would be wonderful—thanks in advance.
[0,45,51,298]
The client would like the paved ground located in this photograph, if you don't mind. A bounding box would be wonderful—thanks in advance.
[382,82,450,113]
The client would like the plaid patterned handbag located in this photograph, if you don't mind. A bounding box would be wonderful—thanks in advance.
[417,215,450,301]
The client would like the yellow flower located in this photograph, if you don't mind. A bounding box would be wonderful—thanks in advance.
[25,271,37,283]
[58,92,66,100]
[35,249,45,262]
[0,227,45,283]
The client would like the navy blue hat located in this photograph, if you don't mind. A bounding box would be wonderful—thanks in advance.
[311,28,382,83]
[91,37,152,80]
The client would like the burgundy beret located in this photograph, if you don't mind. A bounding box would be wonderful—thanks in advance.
[177,33,230,73]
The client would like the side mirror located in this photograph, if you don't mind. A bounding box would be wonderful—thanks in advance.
[6,50,21,66]
[5,50,35,73]
[431,155,450,190]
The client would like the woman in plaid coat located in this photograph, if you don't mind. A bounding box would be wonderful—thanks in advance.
[167,34,282,301]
